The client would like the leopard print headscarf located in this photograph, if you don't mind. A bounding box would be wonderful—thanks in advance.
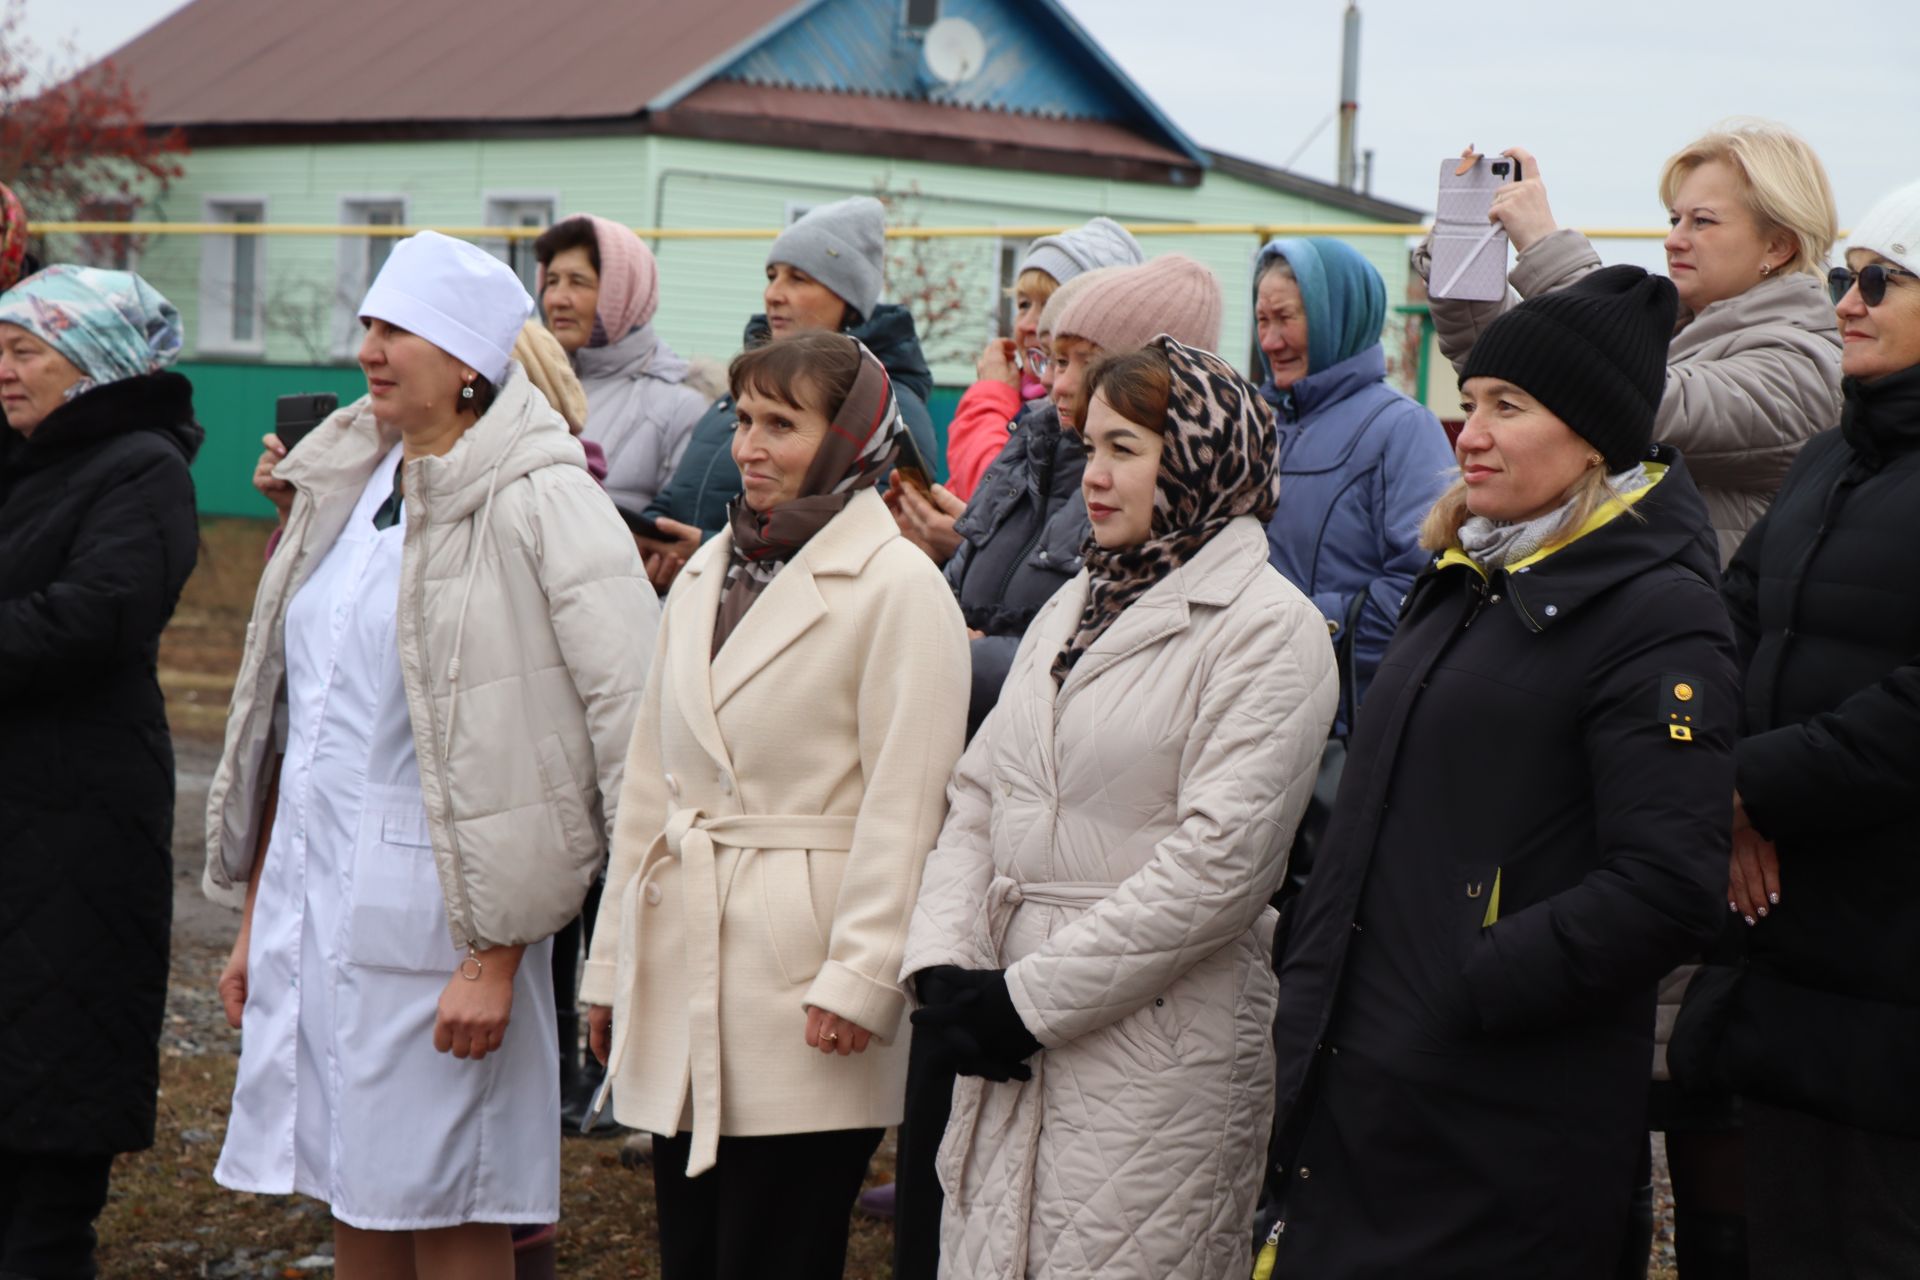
[1052,336,1280,684]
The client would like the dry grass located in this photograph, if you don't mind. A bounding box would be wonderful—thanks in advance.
[162,518,275,741]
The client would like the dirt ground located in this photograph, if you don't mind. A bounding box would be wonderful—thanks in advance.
[106,518,1675,1278]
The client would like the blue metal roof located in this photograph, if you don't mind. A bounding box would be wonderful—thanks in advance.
[710,0,1206,164]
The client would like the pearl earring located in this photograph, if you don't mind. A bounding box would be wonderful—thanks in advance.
[461,383,474,400]
[1759,262,1772,277]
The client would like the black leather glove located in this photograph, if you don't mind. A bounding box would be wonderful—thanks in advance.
[910,965,1044,1082]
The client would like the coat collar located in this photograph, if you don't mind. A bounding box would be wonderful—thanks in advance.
[674,489,900,752]
[1055,516,1272,690]
[1425,447,1719,631]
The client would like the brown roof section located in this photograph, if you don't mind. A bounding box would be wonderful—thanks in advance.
[657,82,1200,184]
[106,0,803,126]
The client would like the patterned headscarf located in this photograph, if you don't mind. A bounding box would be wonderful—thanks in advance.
[1053,336,1281,684]
[714,336,904,654]
[0,264,181,396]
[0,185,28,294]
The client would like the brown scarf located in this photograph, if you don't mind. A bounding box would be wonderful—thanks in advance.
[713,340,904,654]
[1052,337,1281,684]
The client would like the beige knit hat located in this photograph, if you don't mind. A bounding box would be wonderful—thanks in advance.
[1051,254,1224,353]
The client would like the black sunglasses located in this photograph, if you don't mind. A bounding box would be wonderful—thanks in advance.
[1828,263,1917,306]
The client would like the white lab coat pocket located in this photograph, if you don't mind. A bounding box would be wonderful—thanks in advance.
[345,794,461,974]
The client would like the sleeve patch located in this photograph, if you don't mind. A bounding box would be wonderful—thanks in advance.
[1660,674,1700,742]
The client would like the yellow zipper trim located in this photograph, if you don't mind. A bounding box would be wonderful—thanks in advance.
[1482,867,1502,928]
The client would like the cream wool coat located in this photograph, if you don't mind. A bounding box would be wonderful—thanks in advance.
[580,489,968,1175]
[204,367,657,949]
[903,517,1338,1280]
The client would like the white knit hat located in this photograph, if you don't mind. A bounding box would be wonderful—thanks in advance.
[1845,180,1920,278]
[359,230,532,384]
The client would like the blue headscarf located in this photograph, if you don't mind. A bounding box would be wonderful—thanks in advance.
[1252,237,1387,388]
[0,265,182,397]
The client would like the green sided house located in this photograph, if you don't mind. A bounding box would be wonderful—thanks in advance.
[95,0,1423,515]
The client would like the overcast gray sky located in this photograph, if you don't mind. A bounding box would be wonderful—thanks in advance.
[27,0,1920,270]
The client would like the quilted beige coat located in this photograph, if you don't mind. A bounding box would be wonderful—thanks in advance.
[903,517,1338,1280]
[580,489,969,1175]
[1418,228,1842,565]
[204,367,657,950]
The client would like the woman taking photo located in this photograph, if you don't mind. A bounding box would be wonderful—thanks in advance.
[583,331,969,1280]
[204,231,656,1279]
[1425,120,1840,562]
[1267,267,1738,1277]
[904,336,1337,1280]
[1690,180,1920,1274]
[0,266,200,1278]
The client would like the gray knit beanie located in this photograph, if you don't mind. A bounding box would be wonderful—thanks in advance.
[1020,216,1145,286]
[767,196,887,324]
[1053,254,1224,354]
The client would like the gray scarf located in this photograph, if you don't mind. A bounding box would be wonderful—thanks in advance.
[1458,464,1650,571]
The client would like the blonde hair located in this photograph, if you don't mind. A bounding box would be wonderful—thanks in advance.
[1658,119,1838,277]
[1419,464,1641,554]
[1004,267,1061,304]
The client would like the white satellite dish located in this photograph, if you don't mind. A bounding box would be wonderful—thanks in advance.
[921,16,986,87]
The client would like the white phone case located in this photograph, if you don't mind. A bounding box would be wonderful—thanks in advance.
[1430,158,1517,303]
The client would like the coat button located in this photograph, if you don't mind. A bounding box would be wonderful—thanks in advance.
[1544,605,1559,617]
[1351,921,1363,933]
[645,883,663,906]
[1299,1167,1311,1180]
[664,772,680,800]
[720,775,734,797]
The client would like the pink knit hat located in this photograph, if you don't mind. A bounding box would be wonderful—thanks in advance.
[1052,254,1224,354]
[564,212,659,346]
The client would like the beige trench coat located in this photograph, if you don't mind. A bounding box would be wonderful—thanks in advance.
[581,489,968,1175]
[902,518,1338,1280]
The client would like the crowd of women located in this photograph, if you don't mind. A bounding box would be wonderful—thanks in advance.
[2,116,1918,1280]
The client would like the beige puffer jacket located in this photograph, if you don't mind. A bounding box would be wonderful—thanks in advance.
[903,517,1338,1280]
[1419,228,1842,565]
[204,366,658,950]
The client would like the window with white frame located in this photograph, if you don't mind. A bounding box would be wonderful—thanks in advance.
[484,195,555,297]
[995,238,1031,339]
[199,198,266,354]
[334,198,407,356]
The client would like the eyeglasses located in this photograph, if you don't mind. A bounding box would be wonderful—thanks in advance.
[1828,263,1917,307]
[1022,347,1051,378]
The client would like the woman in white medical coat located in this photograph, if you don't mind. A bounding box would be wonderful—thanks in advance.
[202,232,655,1278]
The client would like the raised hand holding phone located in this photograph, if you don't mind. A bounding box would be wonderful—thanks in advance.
[1485,147,1558,252]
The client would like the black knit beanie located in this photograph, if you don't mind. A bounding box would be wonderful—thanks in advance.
[1459,264,1678,470]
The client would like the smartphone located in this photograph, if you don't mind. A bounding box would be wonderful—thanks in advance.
[1430,156,1523,302]
[275,392,339,453]
[616,505,667,541]
[890,429,935,498]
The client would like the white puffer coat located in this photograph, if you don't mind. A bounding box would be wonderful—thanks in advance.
[204,367,657,950]
[903,516,1338,1280]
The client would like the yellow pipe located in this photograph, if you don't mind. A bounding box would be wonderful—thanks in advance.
[30,220,1742,242]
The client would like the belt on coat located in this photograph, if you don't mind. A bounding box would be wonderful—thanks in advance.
[941,873,1118,1280]
[638,807,858,1178]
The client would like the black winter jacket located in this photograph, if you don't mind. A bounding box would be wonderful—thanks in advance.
[0,371,201,1154]
[943,400,1087,736]
[643,305,937,537]
[1698,365,1920,1137]
[1269,449,1737,1277]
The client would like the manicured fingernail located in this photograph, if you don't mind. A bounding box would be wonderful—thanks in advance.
[1729,901,1739,913]
[1744,915,1756,926]
[1769,893,1779,905]
[1757,906,1768,918]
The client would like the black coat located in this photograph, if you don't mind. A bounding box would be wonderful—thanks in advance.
[1691,366,1920,1137]
[1268,449,1737,1277]
[0,371,201,1155]
[943,399,1088,736]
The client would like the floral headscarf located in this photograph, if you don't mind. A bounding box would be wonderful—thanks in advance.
[0,185,28,294]
[0,264,181,397]
[714,337,904,654]
[1053,336,1281,684]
